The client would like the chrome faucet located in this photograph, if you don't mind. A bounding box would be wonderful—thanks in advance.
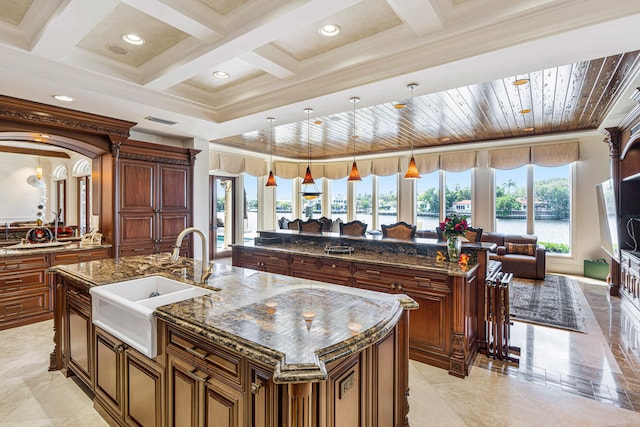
[170,227,213,283]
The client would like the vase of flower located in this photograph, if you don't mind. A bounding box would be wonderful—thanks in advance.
[447,235,462,261]
[440,213,468,262]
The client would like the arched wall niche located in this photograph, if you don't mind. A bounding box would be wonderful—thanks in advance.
[0,95,137,244]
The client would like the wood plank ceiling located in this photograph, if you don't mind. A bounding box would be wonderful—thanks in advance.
[212,51,640,160]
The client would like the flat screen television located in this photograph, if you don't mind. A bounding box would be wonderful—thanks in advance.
[595,179,619,262]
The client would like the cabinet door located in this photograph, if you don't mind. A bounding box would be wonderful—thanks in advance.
[125,349,164,427]
[167,354,204,427]
[120,160,155,212]
[95,328,124,418]
[248,365,277,427]
[67,300,92,387]
[203,378,244,427]
[158,165,190,212]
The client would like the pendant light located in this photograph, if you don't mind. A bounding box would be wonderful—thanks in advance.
[301,108,321,200]
[36,141,43,179]
[403,83,421,179]
[347,96,362,182]
[265,117,277,187]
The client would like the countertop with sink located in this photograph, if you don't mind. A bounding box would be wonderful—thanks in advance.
[52,253,417,383]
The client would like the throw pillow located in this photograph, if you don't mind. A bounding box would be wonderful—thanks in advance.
[505,242,536,256]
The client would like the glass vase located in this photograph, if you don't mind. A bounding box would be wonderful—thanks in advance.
[447,236,461,262]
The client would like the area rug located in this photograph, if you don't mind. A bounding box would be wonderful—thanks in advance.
[509,274,587,333]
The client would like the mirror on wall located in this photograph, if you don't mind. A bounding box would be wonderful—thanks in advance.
[0,141,93,240]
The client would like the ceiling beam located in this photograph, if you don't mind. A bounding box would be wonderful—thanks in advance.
[122,0,223,43]
[142,0,363,91]
[385,0,444,35]
[0,145,71,159]
[240,45,299,79]
[30,0,119,59]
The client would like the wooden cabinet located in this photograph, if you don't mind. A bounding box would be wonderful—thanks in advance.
[64,276,93,389]
[0,253,52,330]
[232,245,479,376]
[166,325,248,427]
[114,141,197,258]
[621,250,640,308]
[94,327,165,427]
[233,246,290,275]
[290,254,353,287]
[51,247,111,265]
[353,262,452,369]
[0,247,110,331]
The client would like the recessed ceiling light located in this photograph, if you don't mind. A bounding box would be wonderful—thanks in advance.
[122,33,145,45]
[319,24,341,37]
[213,71,230,79]
[441,137,451,142]
[519,109,532,114]
[523,127,535,132]
[513,78,529,86]
[53,95,73,102]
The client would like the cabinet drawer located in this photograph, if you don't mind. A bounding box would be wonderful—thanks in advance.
[52,249,110,265]
[118,245,156,258]
[168,327,242,389]
[0,254,50,272]
[0,270,46,291]
[237,250,289,271]
[0,287,51,319]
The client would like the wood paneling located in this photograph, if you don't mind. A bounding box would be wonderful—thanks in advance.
[213,52,640,160]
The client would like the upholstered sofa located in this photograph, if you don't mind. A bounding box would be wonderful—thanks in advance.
[480,232,546,279]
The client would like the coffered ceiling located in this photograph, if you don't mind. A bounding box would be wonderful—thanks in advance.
[0,0,639,160]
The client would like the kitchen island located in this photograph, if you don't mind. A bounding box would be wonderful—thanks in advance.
[51,254,416,427]
[233,229,494,377]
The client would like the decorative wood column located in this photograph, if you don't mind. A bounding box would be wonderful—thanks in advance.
[605,127,622,296]
[449,275,466,378]
[288,382,312,427]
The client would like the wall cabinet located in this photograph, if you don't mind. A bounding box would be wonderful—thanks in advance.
[94,327,165,427]
[112,141,198,259]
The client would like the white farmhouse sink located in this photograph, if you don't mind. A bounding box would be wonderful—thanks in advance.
[90,276,213,357]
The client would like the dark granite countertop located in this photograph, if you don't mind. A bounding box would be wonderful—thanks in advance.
[53,254,417,384]
[238,241,479,277]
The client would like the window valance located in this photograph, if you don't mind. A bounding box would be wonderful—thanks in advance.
[440,151,477,172]
[489,141,579,169]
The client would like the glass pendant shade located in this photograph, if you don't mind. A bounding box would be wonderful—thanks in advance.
[265,170,277,187]
[348,161,361,181]
[404,156,421,179]
[265,117,277,187]
[302,166,315,184]
[36,165,43,180]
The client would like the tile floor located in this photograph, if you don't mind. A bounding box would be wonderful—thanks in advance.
[2,274,640,426]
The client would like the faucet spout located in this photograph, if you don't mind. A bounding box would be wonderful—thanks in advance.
[170,227,210,283]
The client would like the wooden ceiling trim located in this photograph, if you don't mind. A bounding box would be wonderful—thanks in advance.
[0,145,71,159]
[212,51,640,160]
